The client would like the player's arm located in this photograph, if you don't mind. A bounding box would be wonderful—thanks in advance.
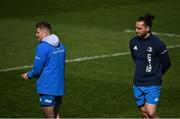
[27,45,46,79]
[159,50,171,75]
[156,41,171,75]
[129,40,135,62]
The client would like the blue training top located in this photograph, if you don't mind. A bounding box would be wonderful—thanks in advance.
[27,34,66,96]
[129,34,171,86]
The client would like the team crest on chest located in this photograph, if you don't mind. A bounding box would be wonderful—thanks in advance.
[147,47,153,52]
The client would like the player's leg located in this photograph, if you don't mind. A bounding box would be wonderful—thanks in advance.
[145,86,161,118]
[139,105,149,118]
[42,106,55,118]
[54,96,62,118]
[133,85,149,118]
[54,105,60,118]
[39,94,62,118]
[42,105,60,118]
[145,103,159,118]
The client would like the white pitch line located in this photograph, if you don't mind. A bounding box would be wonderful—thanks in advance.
[0,52,130,72]
[0,65,33,72]
[0,44,180,73]
[66,51,130,63]
[125,29,180,38]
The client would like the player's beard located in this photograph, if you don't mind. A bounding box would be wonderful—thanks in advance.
[136,32,149,39]
[136,33,146,38]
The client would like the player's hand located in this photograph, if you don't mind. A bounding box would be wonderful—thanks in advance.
[21,73,29,80]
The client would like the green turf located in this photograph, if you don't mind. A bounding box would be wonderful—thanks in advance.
[0,0,180,118]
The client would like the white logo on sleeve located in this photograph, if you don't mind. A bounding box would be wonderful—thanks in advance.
[133,45,138,50]
[161,49,167,54]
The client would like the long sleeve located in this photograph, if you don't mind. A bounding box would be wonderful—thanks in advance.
[27,45,46,79]
[129,40,135,62]
[156,41,171,75]
[159,50,171,75]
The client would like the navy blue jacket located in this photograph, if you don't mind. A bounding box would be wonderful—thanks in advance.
[130,34,171,86]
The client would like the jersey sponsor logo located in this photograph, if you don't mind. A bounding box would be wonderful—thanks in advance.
[147,47,153,52]
[133,45,138,50]
[146,54,152,72]
[53,49,65,54]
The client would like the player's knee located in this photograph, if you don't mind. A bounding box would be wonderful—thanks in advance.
[147,110,156,117]
[140,108,148,117]
[140,106,147,113]
[141,109,147,114]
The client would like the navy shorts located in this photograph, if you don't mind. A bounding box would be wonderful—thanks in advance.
[133,85,161,107]
[39,94,62,107]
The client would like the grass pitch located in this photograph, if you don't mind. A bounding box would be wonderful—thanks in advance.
[0,0,180,117]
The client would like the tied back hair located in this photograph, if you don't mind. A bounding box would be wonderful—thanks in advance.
[137,14,155,28]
